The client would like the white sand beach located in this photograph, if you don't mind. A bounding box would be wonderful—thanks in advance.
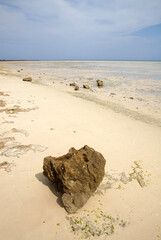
[0,62,161,240]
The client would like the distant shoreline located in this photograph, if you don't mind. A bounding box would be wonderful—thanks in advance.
[0,59,161,62]
[0,60,40,62]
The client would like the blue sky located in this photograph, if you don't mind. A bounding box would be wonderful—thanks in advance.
[0,0,161,60]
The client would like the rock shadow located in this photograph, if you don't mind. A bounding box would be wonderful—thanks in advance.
[35,172,64,208]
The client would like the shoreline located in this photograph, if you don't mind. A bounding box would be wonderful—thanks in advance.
[1,59,161,62]
[1,62,161,127]
[0,65,161,240]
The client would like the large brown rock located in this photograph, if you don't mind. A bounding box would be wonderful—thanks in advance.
[43,145,106,213]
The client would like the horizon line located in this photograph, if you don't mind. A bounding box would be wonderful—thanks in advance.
[0,59,161,62]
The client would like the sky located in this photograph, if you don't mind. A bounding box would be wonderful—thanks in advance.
[0,0,161,60]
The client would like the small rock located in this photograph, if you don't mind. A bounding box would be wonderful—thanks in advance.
[137,175,146,187]
[43,145,106,213]
[0,161,8,167]
[120,172,128,184]
[17,70,20,72]
[0,142,5,150]
[83,85,90,89]
[0,100,6,107]
[23,77,32,82]
[96,80,103,87]
[70,82,76,86]
[129,97,134,100]
[110,93,116,96]
[74,86,79,91]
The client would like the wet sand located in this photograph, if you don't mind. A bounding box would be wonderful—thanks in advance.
[1,60,161,124]
[0,64,161,240]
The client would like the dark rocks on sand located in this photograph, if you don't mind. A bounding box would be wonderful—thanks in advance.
[70,82,76,86]
[74,86,79,91]
[96,80,103,87]
[83,84,90,89]
[23,77,32,82]
[43,145,106,214]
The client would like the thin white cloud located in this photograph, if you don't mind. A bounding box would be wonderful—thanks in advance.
[0,0,161,59]
[1,0,161,35]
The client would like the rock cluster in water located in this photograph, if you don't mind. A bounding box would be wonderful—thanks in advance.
[43,145,106,213]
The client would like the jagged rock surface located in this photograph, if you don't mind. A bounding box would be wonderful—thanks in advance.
[43,145,106,213]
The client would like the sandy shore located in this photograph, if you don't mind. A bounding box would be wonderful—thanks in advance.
[1,60,161,125]
[0,65,161,240]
